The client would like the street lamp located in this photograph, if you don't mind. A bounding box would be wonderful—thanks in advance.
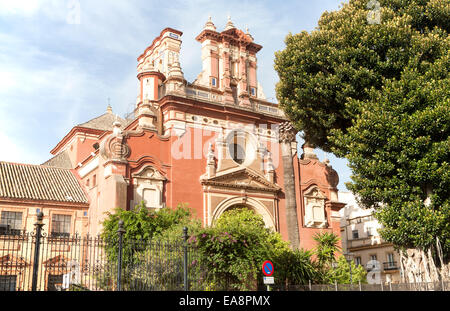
[344,252,354,284]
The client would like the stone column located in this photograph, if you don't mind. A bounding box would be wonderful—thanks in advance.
[279,121,300,250]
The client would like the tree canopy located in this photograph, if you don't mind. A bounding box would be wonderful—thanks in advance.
[275,0,449,257]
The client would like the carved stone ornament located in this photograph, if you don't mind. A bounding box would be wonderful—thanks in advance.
[303,186,328,228]
[278,122,297,143]
[100,124,130,162]
[131,166,166,209]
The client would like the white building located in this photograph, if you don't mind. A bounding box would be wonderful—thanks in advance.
[339,191,401,284]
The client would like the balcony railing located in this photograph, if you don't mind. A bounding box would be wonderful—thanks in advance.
[383,261,399,270]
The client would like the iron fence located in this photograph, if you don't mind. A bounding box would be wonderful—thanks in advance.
[269,281,448,291]
[0,213,203,291]
[1,213,448,292]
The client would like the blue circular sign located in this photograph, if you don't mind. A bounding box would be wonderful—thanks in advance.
[262,260,274,276]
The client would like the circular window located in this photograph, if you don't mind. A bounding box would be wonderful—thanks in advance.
[226,130,257,166]
[229,142,246,164]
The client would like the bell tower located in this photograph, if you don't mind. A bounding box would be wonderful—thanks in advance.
[195,17,264,107]
[137,28,183,104]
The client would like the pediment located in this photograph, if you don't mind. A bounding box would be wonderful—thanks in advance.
[132,166,166,181]
[221,28,252,43]
[201,167,280,193]
[304,186,327,199]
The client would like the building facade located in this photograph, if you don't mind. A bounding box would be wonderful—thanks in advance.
[339,191,401,284]
[1,18,347,290]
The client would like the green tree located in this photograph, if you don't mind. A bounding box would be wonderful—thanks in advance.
[99,202,199,290]
[313,232,341,269]
[275,0,450,259]
[329,256,367,284]
[189,208,318,290]
[311,232,366,284]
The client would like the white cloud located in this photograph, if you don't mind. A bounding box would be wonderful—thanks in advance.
[0,0,42,16]
[0,131,45,164]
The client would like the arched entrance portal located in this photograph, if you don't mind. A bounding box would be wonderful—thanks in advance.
[211,197,276,230]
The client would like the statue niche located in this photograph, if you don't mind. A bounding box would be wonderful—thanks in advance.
[303,186,327,228]
[131,166,166,209]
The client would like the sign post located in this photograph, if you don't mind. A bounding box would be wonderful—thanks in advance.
[262,260,274,291]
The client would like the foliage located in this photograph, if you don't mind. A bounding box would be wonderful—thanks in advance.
[328,256,367,284]
[101,202,193,260]
[98,202,197,289]
[311,232,366,284]
[313,232,341,268]
[189,208,318,290]
[272,248,319,286]
[189,208,283,290]
[275,0,450,258]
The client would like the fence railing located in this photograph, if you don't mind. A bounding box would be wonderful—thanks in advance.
[2,213,448,291]
[0,213,201,291]
[269,281,448,291]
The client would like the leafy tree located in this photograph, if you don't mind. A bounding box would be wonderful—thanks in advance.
[329,256,367,284]
[189,208,313,290]
[101,201,193,243]
[313,232,341,269]
[275,0,450,259]
[98,202,196,289]
[272,248,319,286]
[311,232,366,284]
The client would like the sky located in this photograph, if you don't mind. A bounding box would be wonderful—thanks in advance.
[0,0,353,191]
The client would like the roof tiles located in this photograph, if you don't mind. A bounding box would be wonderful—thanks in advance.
[0,162,88,204]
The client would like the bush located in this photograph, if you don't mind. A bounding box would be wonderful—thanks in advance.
[189,208,318,290]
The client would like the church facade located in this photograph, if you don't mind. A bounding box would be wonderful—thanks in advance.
[0,18,344,252]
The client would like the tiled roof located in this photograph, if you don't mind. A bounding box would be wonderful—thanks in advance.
[0,162,88,204]
[77,112,127,131]
[41,150,73,169]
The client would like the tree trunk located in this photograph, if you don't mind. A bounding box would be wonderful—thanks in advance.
[399,247,449,283]
[279,122,300,250]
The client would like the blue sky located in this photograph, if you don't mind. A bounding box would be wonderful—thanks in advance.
[0,0,352,191]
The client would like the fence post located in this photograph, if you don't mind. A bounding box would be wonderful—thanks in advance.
[309,280,312,291]
[334,280,338,291]
[183,227,188,291]
[359,280,362,291]
[117,220,125,291]
[31,212,44,291]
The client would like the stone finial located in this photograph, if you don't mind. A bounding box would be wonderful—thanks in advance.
[168,61,184,79]
[206,142,216,178]
[141,61,155,73]
[207,143,215,165]
[106,104,113,114]
[302,141,318,160]
[266,152,274,172]
[245,26,254,41]
[112,120,122,136]
[204,15,216,31]
[225,15,235,30]
[278,122,297,143]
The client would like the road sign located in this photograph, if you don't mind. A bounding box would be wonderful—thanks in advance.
[263,277,274,285]
[262,260,274,276]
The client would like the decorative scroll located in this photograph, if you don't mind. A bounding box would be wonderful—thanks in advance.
[278,122,297,143]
